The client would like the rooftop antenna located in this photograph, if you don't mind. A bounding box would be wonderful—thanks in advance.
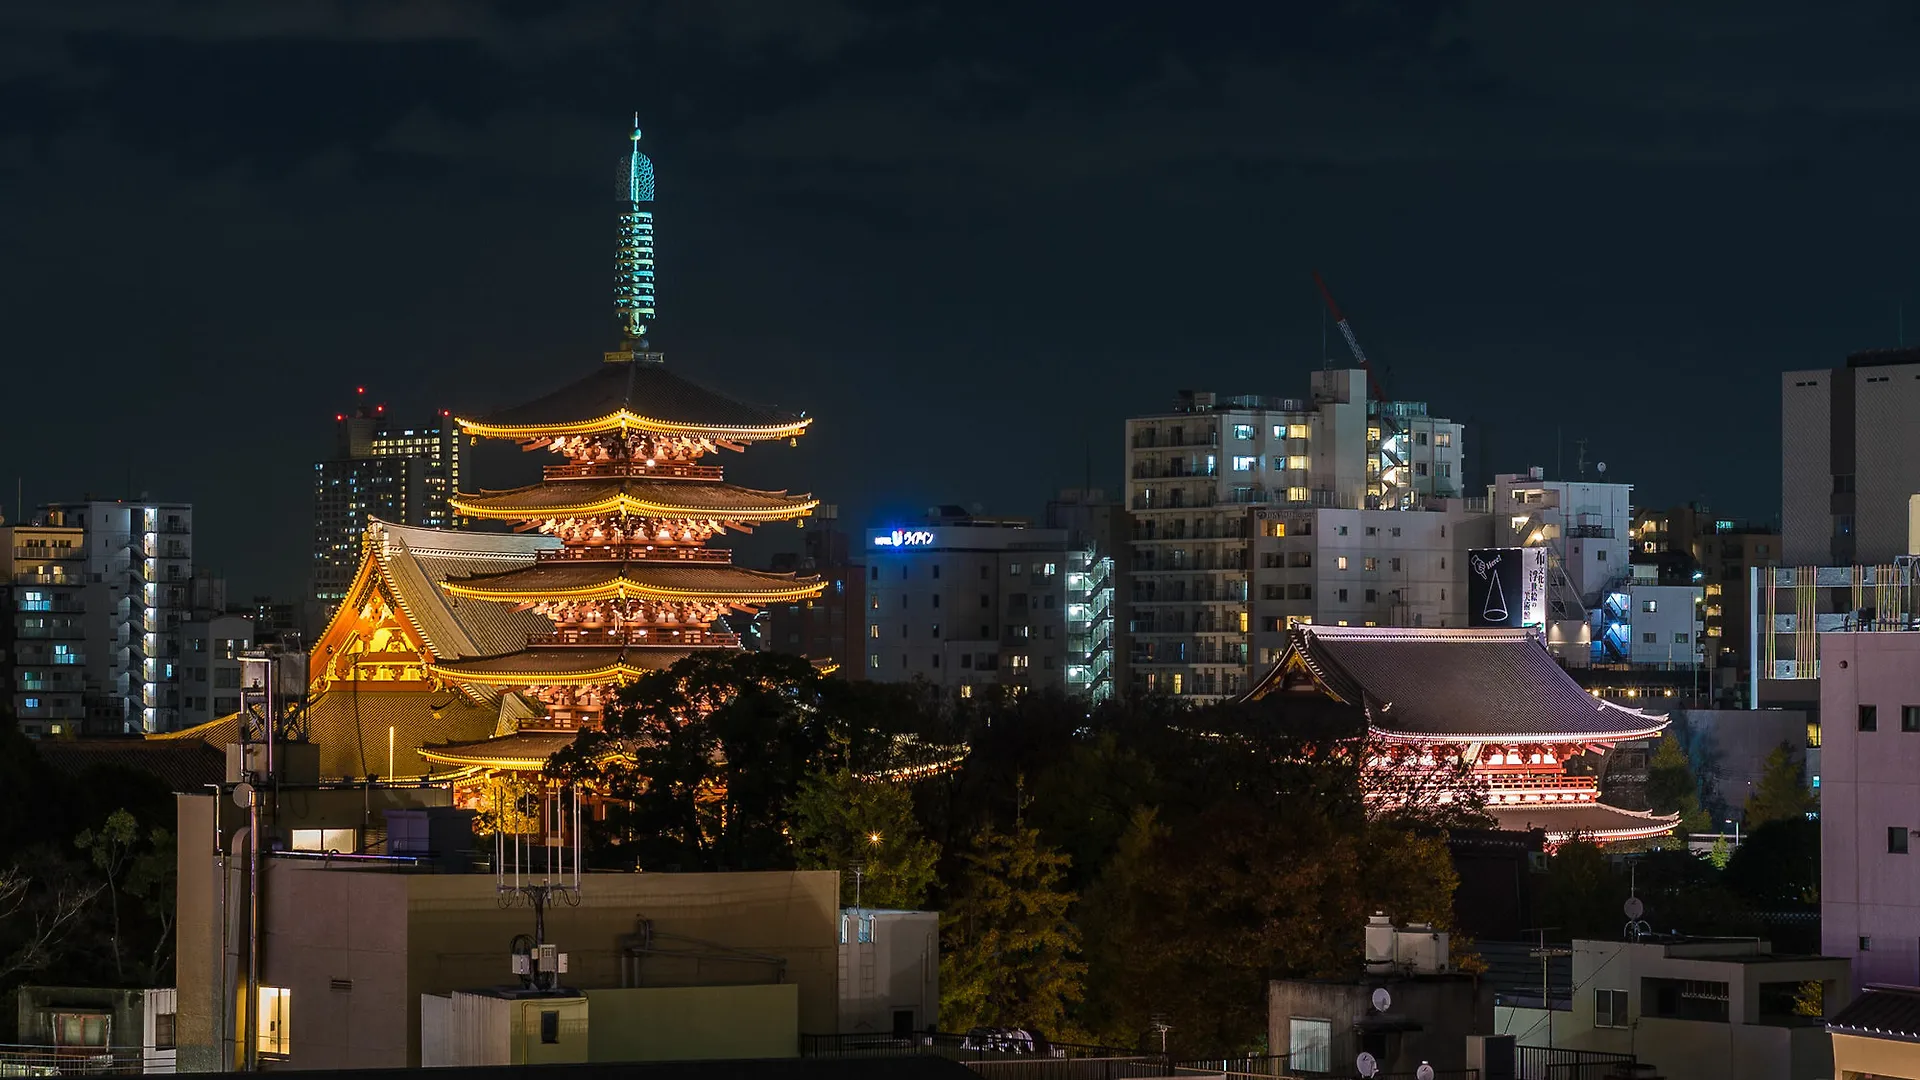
[1623,865,1651,941]
[497,782,583,991]
[1574,438,1588,480]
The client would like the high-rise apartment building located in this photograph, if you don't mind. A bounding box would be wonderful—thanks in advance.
[39,500,193,733]
[765,506,866,675]
[1782,348,1920,566]
[2,520,88,737]
[862,511,1072,696]
[1124,370,1478,700]
[312,398,465,608]
[1488,471,1633,667]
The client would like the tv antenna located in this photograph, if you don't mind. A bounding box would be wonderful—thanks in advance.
[1623,865,1652,941]
[495,781,583,990]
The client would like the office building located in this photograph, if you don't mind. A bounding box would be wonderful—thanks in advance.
[1782,348,1920,567]
[311,399,464,610]
[765,505,866,675]
[862,510,1072,696]
[1632,505,1781,704]
[1124,371,1478,700]
[176,613,254,730]
[36,500,193,734]
[1817,629,1920,992]
[1485,470,1635,667]
[2,519,88,737]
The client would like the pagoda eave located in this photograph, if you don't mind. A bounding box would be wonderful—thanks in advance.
[429,645,700,687]
[1489,803,1681,844]
[419,730,581,771]
[449,490,818,523]
[456,408,810,443]
[441,566,824,605]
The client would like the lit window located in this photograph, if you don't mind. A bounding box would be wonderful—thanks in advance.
[1285,424,1311,439]
[1287,1019,1330,1073]
[1364,557,1378,571]
[257,987,291,1056]
[869,624,880,639]
[1232,456,1258,472]
[1232,424,1255,440]
[1286,487,1311,502]
[868,655,880,669]
[1337,557,1349,570]
[1642,599,1658,613]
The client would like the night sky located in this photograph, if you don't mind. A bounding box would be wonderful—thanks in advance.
[6,2,1918,599]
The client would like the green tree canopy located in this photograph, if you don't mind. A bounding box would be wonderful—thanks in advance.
[1744,743,1816,827]
[1648,734,1713,834]
[790,768,939,909]
[940,826,1085,1038]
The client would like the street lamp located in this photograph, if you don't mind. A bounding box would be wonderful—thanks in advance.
[867,832,883,845]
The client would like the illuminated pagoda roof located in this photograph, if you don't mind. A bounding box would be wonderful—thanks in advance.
[1248,625,1668,743]
[155,689,507,781]
[429,645,697,686]
[418,729,582,771]
[451,478,818,522]
[441,560,822,604]
[457,357,811,442]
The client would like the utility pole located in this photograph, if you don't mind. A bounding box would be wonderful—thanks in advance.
[1526,928,1572,1050]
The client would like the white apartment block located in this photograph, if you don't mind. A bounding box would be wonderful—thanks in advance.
[1125,370,1479,700]
[42,500,193,733]
[862,515,1071,696]
[1489,472,1632,667]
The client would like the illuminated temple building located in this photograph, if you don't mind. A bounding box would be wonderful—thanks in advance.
[163,118,822,793]
[1247,625,1678,845]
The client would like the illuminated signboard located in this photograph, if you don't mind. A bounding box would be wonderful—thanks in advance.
[1467,547,1548,629]
[872,529,936,548]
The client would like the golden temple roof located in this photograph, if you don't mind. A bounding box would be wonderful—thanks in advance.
[441,560,824,604]
[429,644,697,686]
[417,729,580,771]
[459,358,810,441]
[451,478,817,522]
[155,687,503,780]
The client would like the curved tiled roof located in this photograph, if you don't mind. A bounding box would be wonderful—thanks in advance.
[430,645,697,686]
[1255,625,1668,742]
[441,560,823,603]
[417,729,581,770]
[461,358,808,438]
[1829,984,1920,1043]
[35,737,225,793]
[349,519,559,661]
[1490,802,1679,843]
[451,479,816,521]
[155,688,502,780]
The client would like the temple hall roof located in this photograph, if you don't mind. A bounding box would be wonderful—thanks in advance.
[1830,984,1920,1044]
[429,645,698,686]
[417,729,581,771]
[34,737,226,793]
[441,560,823,604]
[1490,802,1680,844]
[154,688,503,780]
[451,478,817,522]
[356,519,559,661]
[460,358,809,439]
[1251,625,1668,742]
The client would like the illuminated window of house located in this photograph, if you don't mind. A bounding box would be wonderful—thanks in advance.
[1238,611,1249,633]
[1286,424,1310,440]
[290,829,356,853]
[55,1012,110,1048]
[257,987,291,1057]
[1337,557,1349,571]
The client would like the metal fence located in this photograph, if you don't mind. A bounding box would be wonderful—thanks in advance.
[0,1045,155,1076]
[1514,1046,1636,1080]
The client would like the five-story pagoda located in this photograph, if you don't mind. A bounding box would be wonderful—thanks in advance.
[419,119,822,772]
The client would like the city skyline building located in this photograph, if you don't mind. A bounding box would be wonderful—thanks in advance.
[861,509,1072,697]
[1782,347,1920,567]
[2,519,88,737]
[764,505,866,676]
[1632,504,1781,705]
[38,499,194,733]
[1123,370,1477,701]
[311,394,465,610]
[1045,488,1126,701]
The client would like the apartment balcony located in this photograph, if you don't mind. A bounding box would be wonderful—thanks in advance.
[12,623,85,640]
[13,572,83,587]
[11,547,83,563]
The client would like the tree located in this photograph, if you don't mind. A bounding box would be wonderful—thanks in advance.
[0,865,102,984]
[1537,840,1621,940]
[790,768,939,909]
[941,826,1085,1037]
[1725,816,1819,908]
[1647,734,1713,834]
[548,652,840,871]
[1744,743,1816,827]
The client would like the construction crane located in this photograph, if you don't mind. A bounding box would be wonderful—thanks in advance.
[1312,270,1384,400]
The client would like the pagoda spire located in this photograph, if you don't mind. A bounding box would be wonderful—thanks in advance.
[614,114,657,350]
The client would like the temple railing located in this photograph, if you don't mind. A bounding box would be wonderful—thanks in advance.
[537,546,733,563]
[543,461,724,482]
[529,627,741,649]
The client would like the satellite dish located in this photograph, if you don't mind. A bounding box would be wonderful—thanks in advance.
[1417,1064,1436,1080]
[232,781,256,810]
[1624,896,1645,920]
[1355,1052,1380,1078]
[1371,987,1393,1013]
[1596,461,1608,474]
